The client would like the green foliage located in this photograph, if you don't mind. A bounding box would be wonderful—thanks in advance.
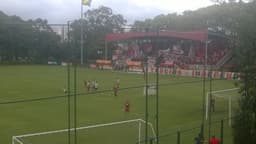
[232,1,256,144]
[233,67,256,144]
[132,2,243,33]
[0,12,64,64]
[70,6,126,61]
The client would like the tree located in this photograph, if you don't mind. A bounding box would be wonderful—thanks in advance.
[232,1,256,143]
[0,13,35,62]
[29,19,61,63]
[70,6,126,61]
[132,1,244,33]
[0,11,62,64]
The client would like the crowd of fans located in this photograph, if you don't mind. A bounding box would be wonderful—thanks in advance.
[112,40,228,70]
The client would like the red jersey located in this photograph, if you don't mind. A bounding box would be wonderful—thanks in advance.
[209,137,220,144]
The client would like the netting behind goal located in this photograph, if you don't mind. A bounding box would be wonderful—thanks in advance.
[13,119,156,144]
[205,88,240,125]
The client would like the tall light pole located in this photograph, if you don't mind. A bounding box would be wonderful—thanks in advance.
[156,52,159,144]
[208,64,213,140]
[67,20,78,144]
[155,28,164,144]
[80,3,84,65]
[80,0,93,64]
[73,63,77,144]
[67,21,71,144]
[201,28,208,140]
[144,55,149,144]
[155,54,163,144]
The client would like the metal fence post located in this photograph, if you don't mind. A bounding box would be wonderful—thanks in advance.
[150,138,154,144]
[200,124,204,143]
[220,119,224,144]
[177,130,181,144]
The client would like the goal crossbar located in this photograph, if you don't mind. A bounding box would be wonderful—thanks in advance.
[13,118,156,144]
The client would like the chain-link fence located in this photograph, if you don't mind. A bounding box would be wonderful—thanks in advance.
[138,117,235,144]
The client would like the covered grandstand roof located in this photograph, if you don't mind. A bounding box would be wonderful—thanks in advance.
[105,29,208,42]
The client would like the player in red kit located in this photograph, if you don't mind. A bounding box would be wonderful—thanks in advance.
[209,136,220,144]
[125,100,130,112]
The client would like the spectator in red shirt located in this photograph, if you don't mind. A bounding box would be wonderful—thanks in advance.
[209,136,221,144]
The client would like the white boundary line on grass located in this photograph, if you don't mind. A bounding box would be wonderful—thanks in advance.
[13,118,156,144]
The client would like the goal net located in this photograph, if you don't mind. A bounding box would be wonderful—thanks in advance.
[205,88,240,126]
[12,119,156,144]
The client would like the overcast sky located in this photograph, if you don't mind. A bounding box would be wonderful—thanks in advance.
[0,0,214,24]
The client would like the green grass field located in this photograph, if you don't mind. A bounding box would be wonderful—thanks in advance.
[0,65,238,144]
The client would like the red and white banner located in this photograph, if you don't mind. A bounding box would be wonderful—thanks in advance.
[92,63,240,80]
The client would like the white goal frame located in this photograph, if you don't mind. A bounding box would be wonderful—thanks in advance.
[12,119,156,144]
[205,88,239,126]
[143,83,156,96]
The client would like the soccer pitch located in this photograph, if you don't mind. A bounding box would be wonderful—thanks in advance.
[0,65,238,144]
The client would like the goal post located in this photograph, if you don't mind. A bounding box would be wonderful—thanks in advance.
[12,136,23,144]
[143,83,156,96]
[205,88,239,126]
[12,119,156,144]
